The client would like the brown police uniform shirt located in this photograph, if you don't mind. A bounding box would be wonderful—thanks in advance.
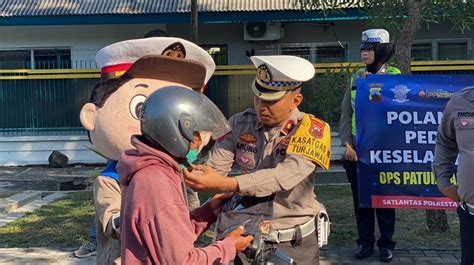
[94,176,121,265]
[207,108,321,230]
[433,86,474,205]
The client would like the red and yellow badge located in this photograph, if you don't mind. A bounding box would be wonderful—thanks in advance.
[239,132,257,143]
[308,118,325,139]
[287,114,331,170]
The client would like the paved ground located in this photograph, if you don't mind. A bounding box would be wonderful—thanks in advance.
[0,164,462,264]
[0,246,461,264]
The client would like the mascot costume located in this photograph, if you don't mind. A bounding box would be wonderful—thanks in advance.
[79,37,215,264]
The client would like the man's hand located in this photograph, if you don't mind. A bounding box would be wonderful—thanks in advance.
[184,165,239,192]
[225,226,254,252]
[344,144,358,161]
[208,192,234,216]
[441,185,461,202]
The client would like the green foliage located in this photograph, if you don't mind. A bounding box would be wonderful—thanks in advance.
[296,0,474,36]
[299,65,357,128]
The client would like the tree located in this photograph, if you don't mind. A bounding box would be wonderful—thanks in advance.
[297,0,474,73]
[297,0,474,232]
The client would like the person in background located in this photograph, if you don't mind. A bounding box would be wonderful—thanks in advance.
[433,86,474,265]
[339,28,400,263]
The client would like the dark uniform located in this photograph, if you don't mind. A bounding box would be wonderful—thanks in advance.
[339,66,400,252]
[433,86,474,265]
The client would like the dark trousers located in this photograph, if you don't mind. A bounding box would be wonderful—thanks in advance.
[89,217,97,245]
[232,230,319,265]
[344,160,396,250]
[458,205,474,265]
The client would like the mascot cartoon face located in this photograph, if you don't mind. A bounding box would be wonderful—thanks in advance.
[80,37,216,160]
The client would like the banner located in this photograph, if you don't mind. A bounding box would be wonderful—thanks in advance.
[355,74,474,210]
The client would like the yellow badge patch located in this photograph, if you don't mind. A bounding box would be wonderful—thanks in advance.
[287,114,331,170]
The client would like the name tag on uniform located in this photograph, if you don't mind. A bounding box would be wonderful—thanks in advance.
[287,114,331,170]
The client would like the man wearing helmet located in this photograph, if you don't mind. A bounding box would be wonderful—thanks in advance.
[339,29,400,262]
[118,86,253,264]
[185,55,331,264]
[79,36,218,264]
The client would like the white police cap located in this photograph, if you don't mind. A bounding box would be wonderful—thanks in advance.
[250,55,315,101]
[95,37,216,91]
[361,29,390,49]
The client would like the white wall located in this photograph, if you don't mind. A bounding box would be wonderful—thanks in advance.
[0,136,106,166]
[0,24,166,67]
[170,20,474,64]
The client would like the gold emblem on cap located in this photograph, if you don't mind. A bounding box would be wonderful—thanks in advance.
[162,42,186,59]
[114,71,126,77]
[256,64,272,83]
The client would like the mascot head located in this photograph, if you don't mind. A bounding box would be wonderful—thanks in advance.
[80,37,216,160]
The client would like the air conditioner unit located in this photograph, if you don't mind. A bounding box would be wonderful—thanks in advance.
[244,22,284,41]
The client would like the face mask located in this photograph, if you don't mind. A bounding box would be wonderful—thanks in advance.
[179,149,199,170]
[186,149,199,164]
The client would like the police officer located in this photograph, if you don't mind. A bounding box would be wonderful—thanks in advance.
[339,29,400,262]
[433,86,474,265]
[185,55,330,264]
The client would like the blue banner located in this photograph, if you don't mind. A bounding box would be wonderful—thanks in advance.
[355,75,474,209]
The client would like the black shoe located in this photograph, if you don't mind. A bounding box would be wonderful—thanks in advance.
[355,245,374,259]
[379,248,393,263]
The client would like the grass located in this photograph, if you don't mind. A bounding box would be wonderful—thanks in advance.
[0,191,94,248]
[0,187,460,250]
[316,185,460,250]
[0,192,16,199]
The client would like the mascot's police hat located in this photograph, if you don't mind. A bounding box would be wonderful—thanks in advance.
[96,37,216,90]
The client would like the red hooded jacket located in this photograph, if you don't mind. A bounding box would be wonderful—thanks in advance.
[118,136,236,264]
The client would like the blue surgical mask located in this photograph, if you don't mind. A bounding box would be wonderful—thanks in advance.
[179,149,199,170]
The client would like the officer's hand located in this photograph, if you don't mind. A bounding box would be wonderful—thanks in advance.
[208,192,234,216]
[184,165,239,192]
[225,226,254,253]
[344,144,358,161]
[441,185,461,202]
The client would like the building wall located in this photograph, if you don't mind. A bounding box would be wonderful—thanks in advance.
[0,20,472,165]
[169,20,474,64]
[0,24,166,67]
[0,21,470,67]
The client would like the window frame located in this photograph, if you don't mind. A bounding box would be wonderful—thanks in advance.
[270,42,349,63]
[411,38,471,61]
[0,46,72,69]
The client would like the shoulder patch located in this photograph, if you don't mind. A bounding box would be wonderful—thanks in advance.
[287,114,331,170]
[240,132,257,143]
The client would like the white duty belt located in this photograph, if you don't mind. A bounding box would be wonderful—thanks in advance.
[265,203,331,247]
[266,216,316,243]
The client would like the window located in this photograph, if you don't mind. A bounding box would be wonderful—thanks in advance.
[411,43,432,61]
[438,42,468,60]
[263,42,348,63]
[316,45,346,63]
[34,49,71,69]
[0,48,71,69]
[281,47,311,61]
[0,50,30,69]
[411,39,470,61]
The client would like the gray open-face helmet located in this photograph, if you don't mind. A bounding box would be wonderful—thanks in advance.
[140,86,230,158]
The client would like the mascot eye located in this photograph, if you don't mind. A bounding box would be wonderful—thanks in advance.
[129,94,146,120]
